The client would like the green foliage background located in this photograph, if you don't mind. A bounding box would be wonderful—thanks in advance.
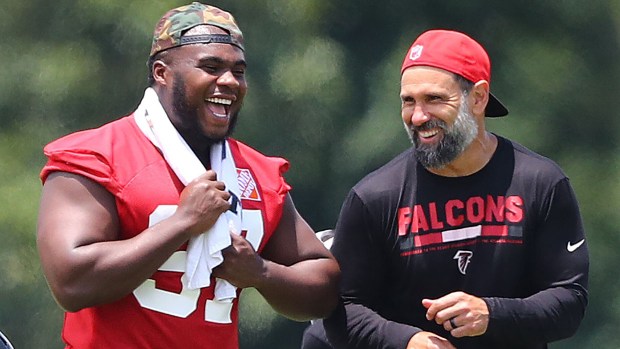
[1,0,618,348]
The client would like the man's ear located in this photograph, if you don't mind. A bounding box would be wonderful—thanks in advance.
[152,60,170,86]
[470,80,490,116]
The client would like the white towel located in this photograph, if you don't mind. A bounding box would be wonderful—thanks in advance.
[134,88,240,301]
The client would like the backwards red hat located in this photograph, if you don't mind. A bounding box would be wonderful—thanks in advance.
[401,29,508,117]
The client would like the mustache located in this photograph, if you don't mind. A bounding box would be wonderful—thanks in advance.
[411,118,447,133]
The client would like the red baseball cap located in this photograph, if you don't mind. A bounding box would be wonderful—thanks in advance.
[401,29,508,117]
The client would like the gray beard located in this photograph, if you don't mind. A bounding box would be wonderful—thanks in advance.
[405,97,478,169]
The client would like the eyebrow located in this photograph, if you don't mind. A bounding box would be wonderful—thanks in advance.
[197,56,247,68]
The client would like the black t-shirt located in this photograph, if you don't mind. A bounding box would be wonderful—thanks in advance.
[324,136,588,349]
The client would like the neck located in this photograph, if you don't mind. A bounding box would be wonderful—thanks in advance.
[426,131,497,177]
[176,128,219,168]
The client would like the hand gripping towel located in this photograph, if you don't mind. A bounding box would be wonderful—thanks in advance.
[134,88,240,301]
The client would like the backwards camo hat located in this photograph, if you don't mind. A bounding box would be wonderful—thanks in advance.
[401,29,508,117]
[150,2,244,58]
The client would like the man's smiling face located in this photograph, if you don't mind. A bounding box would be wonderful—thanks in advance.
[164,25,247,146]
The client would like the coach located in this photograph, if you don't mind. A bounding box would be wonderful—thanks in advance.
[302,29,589,349]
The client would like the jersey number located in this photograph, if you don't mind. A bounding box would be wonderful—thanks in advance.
[132,206,265,323]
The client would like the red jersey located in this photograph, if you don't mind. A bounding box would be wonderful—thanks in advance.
[40,115,291,349]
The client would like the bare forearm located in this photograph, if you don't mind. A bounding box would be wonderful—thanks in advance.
[256,258,340,321]
[44,217,191,311]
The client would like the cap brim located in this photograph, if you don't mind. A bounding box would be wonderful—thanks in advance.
[485,92,508,117]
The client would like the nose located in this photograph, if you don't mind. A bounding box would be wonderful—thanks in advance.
[216,70,240,88]
[403,104,430,127]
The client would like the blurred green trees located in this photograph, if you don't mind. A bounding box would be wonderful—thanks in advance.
[1,0,618,348]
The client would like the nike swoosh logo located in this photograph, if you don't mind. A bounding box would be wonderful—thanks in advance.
[567,239,585,252]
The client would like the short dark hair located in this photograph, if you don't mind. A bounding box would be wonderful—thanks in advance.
[454,73,474,96]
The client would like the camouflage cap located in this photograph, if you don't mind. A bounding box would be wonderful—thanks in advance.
[149,2,244,58]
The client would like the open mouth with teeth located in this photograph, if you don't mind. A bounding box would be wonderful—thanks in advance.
[418,129,439,139]
[413,119,446,143]
[416,128,442,143]
[205,97,232,119]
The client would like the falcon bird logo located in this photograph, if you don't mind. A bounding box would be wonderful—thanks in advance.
[453,250,473,275]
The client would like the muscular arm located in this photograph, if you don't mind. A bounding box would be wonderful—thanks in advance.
[259,195,340,320]
[214,194,340,321]
[37,171,229,312]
